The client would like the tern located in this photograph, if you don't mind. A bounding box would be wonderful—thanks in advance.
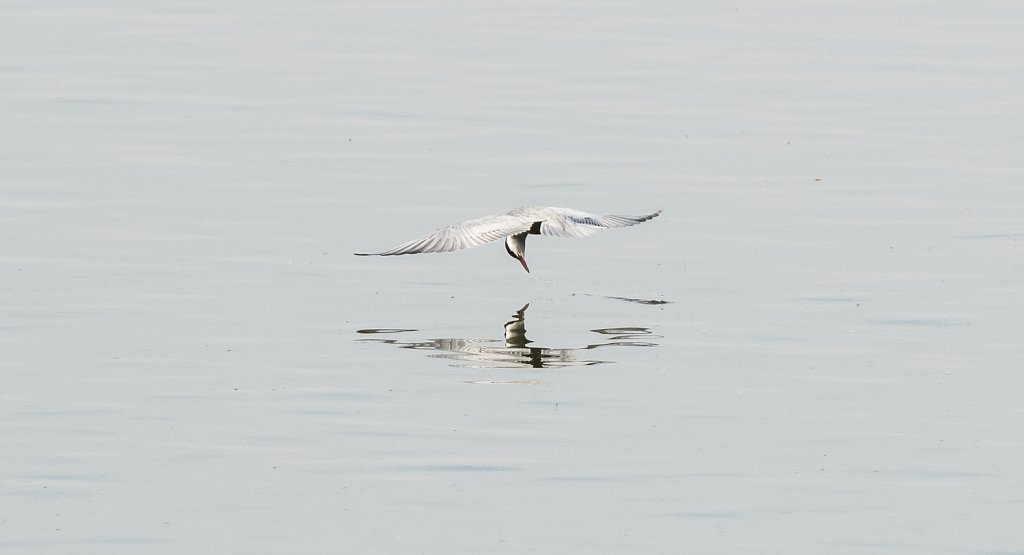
[355,206,661,272]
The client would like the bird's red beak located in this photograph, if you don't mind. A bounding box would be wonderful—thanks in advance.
[517,256,530,273]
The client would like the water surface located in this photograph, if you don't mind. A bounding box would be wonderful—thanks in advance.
[2,1,1023,553]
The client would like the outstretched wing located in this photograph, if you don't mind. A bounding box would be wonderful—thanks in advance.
[355,212,535,256]
[538,207,662,238]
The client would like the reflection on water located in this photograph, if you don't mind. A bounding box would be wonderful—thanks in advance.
[588,294,672,305]
[357,303,659,369]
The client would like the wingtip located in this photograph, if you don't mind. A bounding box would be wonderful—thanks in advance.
[638,209,663,222]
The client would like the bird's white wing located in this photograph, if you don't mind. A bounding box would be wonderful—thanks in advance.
[355,212,535,256]
[538,207,662,238]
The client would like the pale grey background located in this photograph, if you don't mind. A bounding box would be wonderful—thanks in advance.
[2,1,1022,553]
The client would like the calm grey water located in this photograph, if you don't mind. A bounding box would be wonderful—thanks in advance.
[3,1,1023,553]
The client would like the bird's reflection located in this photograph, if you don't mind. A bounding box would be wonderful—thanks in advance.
[503,303,531,348]
[357,303,659,369]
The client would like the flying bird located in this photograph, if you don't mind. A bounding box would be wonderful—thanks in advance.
[355,206,661,272]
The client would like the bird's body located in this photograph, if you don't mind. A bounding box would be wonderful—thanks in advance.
[355,205,661,272]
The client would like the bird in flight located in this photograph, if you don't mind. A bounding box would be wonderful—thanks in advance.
[355,206,661,272]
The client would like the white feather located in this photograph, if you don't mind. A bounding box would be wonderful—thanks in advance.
[355,205,661,259]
